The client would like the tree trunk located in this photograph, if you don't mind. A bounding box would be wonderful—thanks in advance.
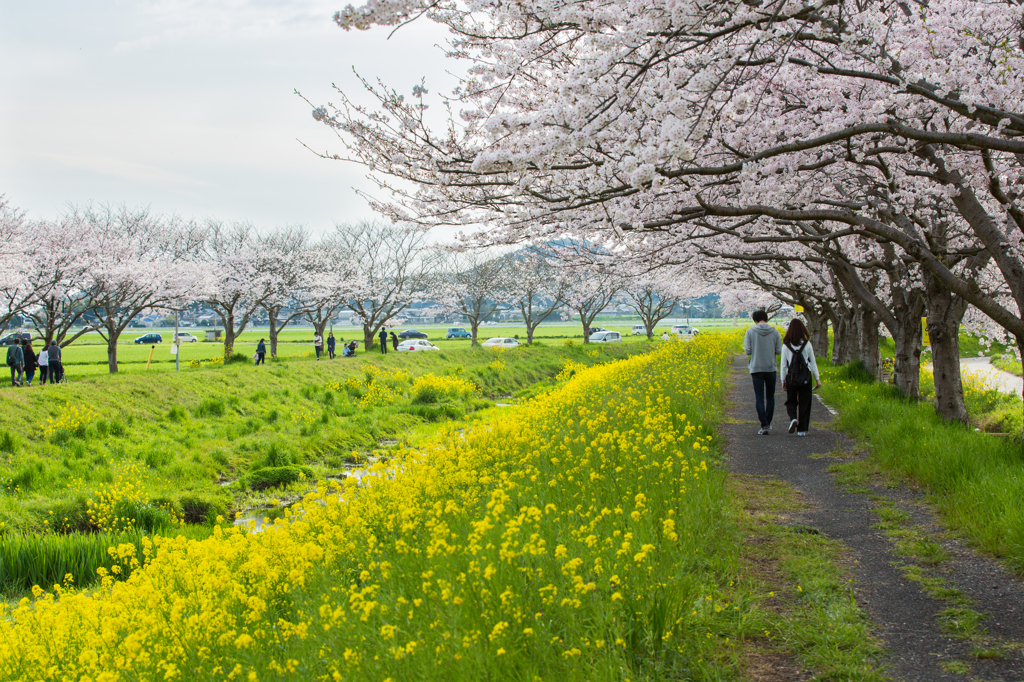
[891,319,922,399]
[269,315,279,358]
[832,312,856,365]
[106,325,120,374]
[925,274,969,423]
[470,319,481,346]
[223,313,236,362]
[802,305,829,358]
[363,324,375,350]
[856,307,880,379]
[526,322,536,344]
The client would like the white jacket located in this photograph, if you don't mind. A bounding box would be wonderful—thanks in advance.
[780,340,819,383]
[37,349,48,365]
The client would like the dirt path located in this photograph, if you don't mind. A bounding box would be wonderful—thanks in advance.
[722,355,1024,681]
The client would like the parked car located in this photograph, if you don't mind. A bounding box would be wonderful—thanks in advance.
[398,329,429,339]
[631,325,647,335]
[589,331,622,343]
[482,337,521,349]
[397,339,440,352]
[0,332,32,346]
[671,324,700,337]
[174,333,199,343]
[134,333,163,344]
[446,327,472,339]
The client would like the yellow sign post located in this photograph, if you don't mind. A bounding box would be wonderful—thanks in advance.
[922,317,929,346]
[146,345,156,370]
[794,305,804,313]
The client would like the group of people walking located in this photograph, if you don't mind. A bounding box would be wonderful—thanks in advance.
[744,311,821,436]
[5,338,63,387]
[253,332,361,366]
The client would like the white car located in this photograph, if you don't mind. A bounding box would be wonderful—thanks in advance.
[397,339,440,352]
[174,333,199,343]
[631,325,646,335]
[589,331,622,343]
[671,324,700,338]
[482,337,521,349]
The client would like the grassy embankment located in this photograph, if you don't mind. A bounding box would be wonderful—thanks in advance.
[34,319,744,377]
[820,362,1024,572]
[0,341,651,532]
[0,335,884,680]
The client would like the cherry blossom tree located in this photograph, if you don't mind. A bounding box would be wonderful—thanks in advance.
[0,197,30,335]
[504,249,566,345]
[432,249,513,345]
[334,220,430,349]
[202,221,274,362]
[81,206,205,373]
[259,227,312,358]
[299,233,364,343]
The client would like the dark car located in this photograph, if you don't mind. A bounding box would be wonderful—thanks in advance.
[446,328,471,339]
[398,330,429,340]
[0,332,32,346]
[134,333,163,344]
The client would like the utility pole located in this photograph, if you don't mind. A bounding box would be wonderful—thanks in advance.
[174,311,180,372]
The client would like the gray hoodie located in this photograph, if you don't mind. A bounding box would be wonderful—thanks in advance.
[744,323,782,373]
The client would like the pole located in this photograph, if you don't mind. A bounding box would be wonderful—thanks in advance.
[174,311,180,372]
[146,345,155,370]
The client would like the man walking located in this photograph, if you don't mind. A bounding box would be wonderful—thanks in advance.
[744,310,782,435]
[6,339,24,387]
[378,328,388,355]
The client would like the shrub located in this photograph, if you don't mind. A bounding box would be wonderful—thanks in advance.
[227,352,250,364]
[411,374,477,404]
[179,495,230,525]
[243,465,315,491]
[253,442,296,470]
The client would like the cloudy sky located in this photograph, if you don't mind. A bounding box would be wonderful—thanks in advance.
[0,0,457,232]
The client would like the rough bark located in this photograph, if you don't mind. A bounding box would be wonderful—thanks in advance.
[924,274,969,423]
[856,306,881,380]
[268,315,280,358]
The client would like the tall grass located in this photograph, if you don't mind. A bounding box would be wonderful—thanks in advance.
[0,531,144,595]
[821,368,1024,569]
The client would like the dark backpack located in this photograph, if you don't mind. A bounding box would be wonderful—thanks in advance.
[786,342,813,388]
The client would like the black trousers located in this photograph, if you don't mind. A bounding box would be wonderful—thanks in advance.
[380,340,388,354]
[785,383,813,432]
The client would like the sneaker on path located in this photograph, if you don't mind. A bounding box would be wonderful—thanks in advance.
[788,419,798,434]
[797,432,807,436]
[757,427,767,435]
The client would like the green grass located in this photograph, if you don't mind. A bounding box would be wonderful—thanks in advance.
[0,341,652,535]
[821,366,1024,571]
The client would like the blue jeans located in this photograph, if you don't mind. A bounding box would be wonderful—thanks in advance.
[751,372,776,428]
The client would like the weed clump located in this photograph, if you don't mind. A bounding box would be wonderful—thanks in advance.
[244,465,315,491]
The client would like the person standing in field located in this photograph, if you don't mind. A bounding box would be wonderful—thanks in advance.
[744,310,782,435]
[327,332,336,359]
[781,318,822,436]
[36,344,49,385]
[313,332,323,361]
[47,341,62,384]
[378,328,388,355]
[255,338,266,366]
[6,339,24,387]
[390,331,399,351]
[22,339,37,386]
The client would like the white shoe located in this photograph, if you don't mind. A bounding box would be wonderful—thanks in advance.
[797,432,807,437]
[788,419,798,434]
[757,427,768,436]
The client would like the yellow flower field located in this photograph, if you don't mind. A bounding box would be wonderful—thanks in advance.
[0,336,744,681]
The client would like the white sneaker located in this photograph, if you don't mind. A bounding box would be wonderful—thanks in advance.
[797,432,807,437]
[757,427,768,436]
[788,419,798,434]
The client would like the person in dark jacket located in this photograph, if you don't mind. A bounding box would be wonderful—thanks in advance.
[390,332,399,351]
[47,342,62,384]
[378,328,388,355]
[255,338,266,366]
[327,332,336,359]
[22,340,37,386]
[6,341,24,387]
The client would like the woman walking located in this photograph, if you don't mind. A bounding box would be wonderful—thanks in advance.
[22,339,37,386]
[37,344,49,385]
[780,319,822,436]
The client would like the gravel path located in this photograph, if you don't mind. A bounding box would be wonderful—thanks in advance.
[723,355,1024,681]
